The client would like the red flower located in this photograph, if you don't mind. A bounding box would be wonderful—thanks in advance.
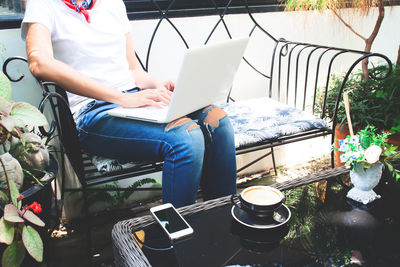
[17,195,24,201]
[24,201,42,214]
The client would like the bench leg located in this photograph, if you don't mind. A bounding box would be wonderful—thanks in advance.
[82,187,93,266]
[271,147,278,176]
[237,148,277,175]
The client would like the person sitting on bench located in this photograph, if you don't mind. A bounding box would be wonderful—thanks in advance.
[21,0,237,207]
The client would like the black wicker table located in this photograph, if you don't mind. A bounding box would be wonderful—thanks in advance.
[112,167,400,266]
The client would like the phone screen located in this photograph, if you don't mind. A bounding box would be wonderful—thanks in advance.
[154,207,189,234]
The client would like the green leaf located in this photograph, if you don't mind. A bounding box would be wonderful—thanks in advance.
[1,241,25,267]
[387,163,394,172]
[375,90,386,99]
[0,99,10,116]
[10,102,48,128]
[22,225,43,262]
[0,190,9,204]
[16,223,24,234]
[22,210,45,227]
[0,217,14,245]
[0,71,12,101]
[8,181,20,208]
[21,169,44,186]
[3,204,23,223]
[87,190,116,207]
[0,114,16,133]
[122,178,158,200]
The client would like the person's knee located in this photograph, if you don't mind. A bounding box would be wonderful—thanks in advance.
[165,117,199,132]
[164,117,204,157]
[202,105,227,128]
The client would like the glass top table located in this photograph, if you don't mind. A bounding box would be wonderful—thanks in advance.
[112,167,400,266]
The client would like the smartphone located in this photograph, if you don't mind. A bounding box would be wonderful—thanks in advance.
[150,203,194,240]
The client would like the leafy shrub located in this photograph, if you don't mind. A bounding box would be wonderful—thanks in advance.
[316,64,400,133]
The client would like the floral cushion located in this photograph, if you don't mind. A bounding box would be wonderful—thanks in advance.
[89,97,329,173]
[220,97,329,148]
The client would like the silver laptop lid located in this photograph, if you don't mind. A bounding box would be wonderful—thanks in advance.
[164,37,249,122]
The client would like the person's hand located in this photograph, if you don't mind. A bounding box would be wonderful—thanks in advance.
[116,88,172,108]
[162,80,175,92]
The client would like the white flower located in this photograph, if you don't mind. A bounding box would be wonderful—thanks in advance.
[350,151,362,160]
[349,136,359,145]
[339,144,348,152]
[340,153,348,163]
[339,139,348,146]
[364,145,382,164]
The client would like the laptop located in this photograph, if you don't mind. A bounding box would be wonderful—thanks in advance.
[108,37,249,123]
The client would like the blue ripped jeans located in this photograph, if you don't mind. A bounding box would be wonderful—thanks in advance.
[74,93,237,208]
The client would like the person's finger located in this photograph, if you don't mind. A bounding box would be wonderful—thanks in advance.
[164,80,175,91]
[154,89,172,103]
[144,90,170,107]
[156,95,171,105]
[156,87,172,96]
[149,101,164,108]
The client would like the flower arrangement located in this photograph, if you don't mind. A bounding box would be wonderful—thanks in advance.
[335,125,400,180]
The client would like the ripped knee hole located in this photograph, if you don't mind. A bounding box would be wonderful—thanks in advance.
[203,107,226,128]
[165,117,198,131]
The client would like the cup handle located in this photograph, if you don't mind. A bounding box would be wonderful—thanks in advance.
[231,194,242,209]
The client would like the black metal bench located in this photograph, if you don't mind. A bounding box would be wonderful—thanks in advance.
[2,0,393,261]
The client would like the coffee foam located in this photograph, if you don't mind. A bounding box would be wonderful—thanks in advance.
[243,187,282,206]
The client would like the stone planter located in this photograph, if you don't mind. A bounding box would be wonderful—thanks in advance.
[347,162,383,205]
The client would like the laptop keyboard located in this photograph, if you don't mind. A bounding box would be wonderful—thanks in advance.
[137,105,168,118]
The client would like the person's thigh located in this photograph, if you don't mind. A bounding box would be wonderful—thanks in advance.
[75,101,203,162]
[75,101,207,206]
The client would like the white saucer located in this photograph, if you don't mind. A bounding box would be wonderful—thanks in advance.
[231,204,291,229]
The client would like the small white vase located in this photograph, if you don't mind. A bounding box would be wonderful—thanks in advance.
[347,162,383,205]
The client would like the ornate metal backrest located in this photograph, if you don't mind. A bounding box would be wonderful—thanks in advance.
[132,0,393,127]
[39,83,85,182]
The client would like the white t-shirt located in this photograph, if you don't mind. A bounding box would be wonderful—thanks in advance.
[21,0,136,114]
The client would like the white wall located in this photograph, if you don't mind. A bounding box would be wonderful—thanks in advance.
[130,7,400,100]
[127,6,400,172]
[3,7,399,106]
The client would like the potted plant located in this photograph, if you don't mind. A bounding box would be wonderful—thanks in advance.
[0,69,50,266]
[319,64,400,133]
[0,69,49,185]
[335,125,400,204]
[0,176,45,266]
[316,64,400,165]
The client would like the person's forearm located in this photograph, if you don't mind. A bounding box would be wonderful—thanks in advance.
[28,55,125,105]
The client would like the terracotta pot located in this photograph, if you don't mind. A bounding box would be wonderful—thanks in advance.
[388,132,400,150]
[334,124,350,167]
